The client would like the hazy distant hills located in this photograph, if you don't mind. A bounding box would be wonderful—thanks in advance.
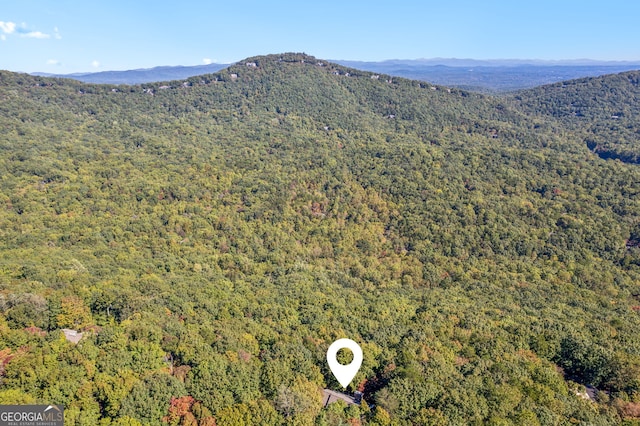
[335,58,640,68]
[32,63,229,85]
[31,58,640,91]
[334,59,640,92]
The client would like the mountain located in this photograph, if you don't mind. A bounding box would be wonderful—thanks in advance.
[32,63,229,84]
[337,58,640,68]
[514,71,640,163]
[1,53,639,424]
[31,58,640,91]
[333,59,640,92]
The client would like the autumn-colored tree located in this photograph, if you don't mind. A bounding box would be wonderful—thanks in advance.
[274,376,323,424]
[56,296,92,329]
[162,395,216,426]
[0,56,639,426]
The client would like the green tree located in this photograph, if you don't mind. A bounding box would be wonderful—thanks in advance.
[56,296,92,329]
[274,376,322,424]
[119,373,187,425]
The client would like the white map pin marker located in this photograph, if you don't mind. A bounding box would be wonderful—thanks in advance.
[327,338,363,388]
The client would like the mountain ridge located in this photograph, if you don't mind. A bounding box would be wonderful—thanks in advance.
[26,54,640,91]
[1,52,639,424]
[31,63,230,84]
[335,57,640,67]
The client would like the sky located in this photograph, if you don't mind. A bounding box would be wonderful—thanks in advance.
[1,0,639,74]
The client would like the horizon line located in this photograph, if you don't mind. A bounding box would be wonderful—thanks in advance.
[19,55,640,76]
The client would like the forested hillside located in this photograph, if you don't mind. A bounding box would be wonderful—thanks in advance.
[1,53,639,425]
[514,71,640,164]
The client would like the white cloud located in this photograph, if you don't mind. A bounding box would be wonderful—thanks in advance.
[1,21,58,40]
[21,31,50,39]
[47,59,60,66]
[0,21,16,34]
[203,58,213,65]
[91,60,100,68]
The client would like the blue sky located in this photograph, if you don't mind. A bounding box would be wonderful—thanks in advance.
[1,0,639,73]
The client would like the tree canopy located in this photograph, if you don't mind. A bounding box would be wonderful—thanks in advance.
[0,53,639,425]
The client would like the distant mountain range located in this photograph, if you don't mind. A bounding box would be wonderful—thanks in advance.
[335,58,640,67]
[31,58,640,92]
[333,59,640,92]
[32,63,229,85]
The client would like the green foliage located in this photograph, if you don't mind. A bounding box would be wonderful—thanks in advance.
[274,376,322,422]
[0,54,639,424]
[514,71,640,163]
[119,373,187,425]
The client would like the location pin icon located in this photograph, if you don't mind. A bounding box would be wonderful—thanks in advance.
[327,338,363,389]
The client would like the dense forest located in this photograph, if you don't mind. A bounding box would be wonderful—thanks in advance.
[514,72,640,164]
[1,53,639,425]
